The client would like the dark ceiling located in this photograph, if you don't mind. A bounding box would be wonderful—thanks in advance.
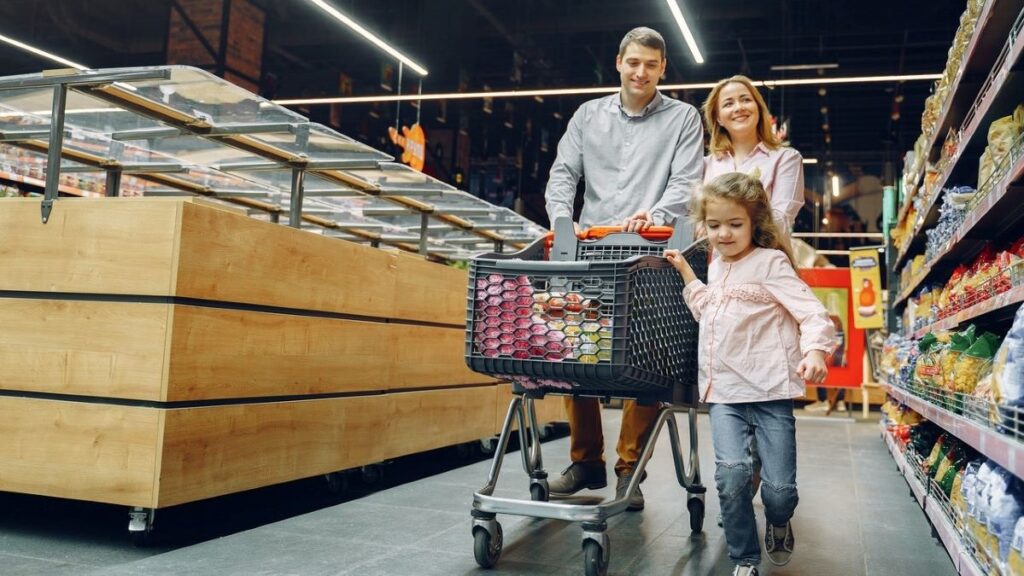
[0,0,969,226]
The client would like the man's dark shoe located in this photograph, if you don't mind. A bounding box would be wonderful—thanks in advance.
[615,473,645,511]
[548,462,607,497]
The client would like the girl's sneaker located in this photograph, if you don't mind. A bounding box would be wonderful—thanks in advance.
[765,521,795,565]
[732,565,758,576]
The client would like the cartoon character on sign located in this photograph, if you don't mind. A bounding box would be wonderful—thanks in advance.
[387,123,426,171]
[858,278,877,317]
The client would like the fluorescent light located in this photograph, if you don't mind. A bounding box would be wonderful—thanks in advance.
[275,72,941,105]
[771,63,839,71]
[803,158,819,164]
[832,175,841,197]
[305,0,428,76]
[665,0,704,64]
[0,32,87,70]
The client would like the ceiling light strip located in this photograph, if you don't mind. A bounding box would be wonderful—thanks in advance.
[0,32,87,70]
[306,0,428,76]
[275,73,942,105]
[665,1,704,64]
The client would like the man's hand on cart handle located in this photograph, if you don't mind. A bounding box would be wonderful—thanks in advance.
[664,249,698,286]
[622,210,654,233]
[797,350,829,384]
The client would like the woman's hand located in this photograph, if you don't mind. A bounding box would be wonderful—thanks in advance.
[622,210,653,233]
[664,249,697,285]
[797,350,829,384]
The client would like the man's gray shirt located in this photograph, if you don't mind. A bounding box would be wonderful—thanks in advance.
[544,91,704,228]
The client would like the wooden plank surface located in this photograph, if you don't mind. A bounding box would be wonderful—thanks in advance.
[0,198,179,295]
[393,251,468,325]
[0,298,168,400]
[175,201,400,318]
[157,386,498,507]
[0,396,160,507]
[166,304,493,401]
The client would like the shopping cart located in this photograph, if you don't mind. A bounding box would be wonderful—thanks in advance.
[464,217,708,576]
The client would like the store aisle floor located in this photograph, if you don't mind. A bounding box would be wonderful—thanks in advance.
[17,409,953,576]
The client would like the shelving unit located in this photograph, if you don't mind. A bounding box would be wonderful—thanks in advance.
[880,422,990,575]
[887,1,1024,573]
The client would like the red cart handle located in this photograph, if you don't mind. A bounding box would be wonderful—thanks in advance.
[543,225,675,247]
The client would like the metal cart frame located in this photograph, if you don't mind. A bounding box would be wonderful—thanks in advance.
[466,218,707,576]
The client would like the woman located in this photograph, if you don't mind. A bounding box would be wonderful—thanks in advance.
[702,75,805,237]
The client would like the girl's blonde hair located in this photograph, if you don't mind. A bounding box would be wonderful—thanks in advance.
[694,172,796,268]
[702,75,780,157]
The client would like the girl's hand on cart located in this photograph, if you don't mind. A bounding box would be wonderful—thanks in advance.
[622,210,653,233]
[664,249,697,285]
[797,350,829,384]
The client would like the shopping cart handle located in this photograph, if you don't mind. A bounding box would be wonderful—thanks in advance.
[578,225,675,240]
[548,217,694,260]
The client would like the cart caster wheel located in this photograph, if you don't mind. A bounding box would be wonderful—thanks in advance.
[530,483,549,502]
[473,522,503,568]
[128,507,156,547]
[582,539,608,576]
[687,497,705,533]
[324,472,347,494]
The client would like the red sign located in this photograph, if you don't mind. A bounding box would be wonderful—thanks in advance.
[798,267,864,388]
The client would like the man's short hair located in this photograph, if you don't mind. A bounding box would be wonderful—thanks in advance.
[618,27,666,59]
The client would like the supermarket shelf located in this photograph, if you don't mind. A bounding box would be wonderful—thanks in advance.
[893,148,1024,307]
[901,0,1016,211]
[893,2,1024,271]
[914,283,1024,338]
[880,423,988,576]
[0,169,100,198]
[884,383,1024,479]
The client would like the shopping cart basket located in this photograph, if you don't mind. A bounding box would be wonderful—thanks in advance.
[465,217,708,576]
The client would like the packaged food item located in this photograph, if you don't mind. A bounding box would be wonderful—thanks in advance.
[953,331,1001,395]
[1010,516,1024,576]
[985,465,1024,565]
[993,304,1024,434]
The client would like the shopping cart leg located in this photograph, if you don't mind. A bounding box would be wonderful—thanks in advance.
[667,406,706,533]
[581,521,610,576]
[520,395,549,501]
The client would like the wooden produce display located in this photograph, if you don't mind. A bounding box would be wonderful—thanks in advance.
[0,197,564,516]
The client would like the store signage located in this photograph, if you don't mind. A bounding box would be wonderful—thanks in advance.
[849,247,885,329]
[388,123,426,171]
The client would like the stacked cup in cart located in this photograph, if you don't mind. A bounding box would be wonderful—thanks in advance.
[882,303,1024,436]
[900,237,1024,332]
[883,403,1024,574]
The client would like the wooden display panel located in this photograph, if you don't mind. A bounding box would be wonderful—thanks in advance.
[156,386,498,507]
[0,198,180,295]
[392,250,467,326]
[0,396,161,508]
[165,304,493,400]
[0,298,169,400]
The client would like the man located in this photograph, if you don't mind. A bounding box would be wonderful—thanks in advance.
[544,26,704,510]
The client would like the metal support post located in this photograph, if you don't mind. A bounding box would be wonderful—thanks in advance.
[41,84,69,223]
[418,212,429,255]
[289,167,305,228]
[105,168,123,197]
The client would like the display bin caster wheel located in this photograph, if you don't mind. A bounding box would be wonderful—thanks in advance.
[473,522,503,568]
[324,471,347,494]
[128,507,156,547]
[687,496,705,533]
[583,539,609,576]
[479,436,498,455]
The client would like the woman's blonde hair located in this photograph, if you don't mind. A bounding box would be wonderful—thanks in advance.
[694,172,796,267]
[702,75,780,156]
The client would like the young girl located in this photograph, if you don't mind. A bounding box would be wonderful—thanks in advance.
[664,172,833,576]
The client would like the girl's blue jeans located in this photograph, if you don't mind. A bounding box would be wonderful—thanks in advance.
[708,399,799,566]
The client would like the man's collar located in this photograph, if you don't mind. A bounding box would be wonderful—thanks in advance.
[613,90,663,117]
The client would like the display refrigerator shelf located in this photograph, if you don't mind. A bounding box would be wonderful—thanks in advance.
[0,169,99,198]
[880,422,989,576]
[913,282,1024,339]
[893,147,1024,308]
[884,382,1024,479]
[903,0,1013,194]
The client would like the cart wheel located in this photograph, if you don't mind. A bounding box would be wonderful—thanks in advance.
[687,497,705,533]
[530,483,549,502]
[479,436,497,455]
[582,539,608,576]
[473,522,503,568]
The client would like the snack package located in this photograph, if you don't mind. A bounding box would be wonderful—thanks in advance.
[953,331,1001,395]
[985,465,1024,564]
[994,304,1024,434]
[1010,516,1024,576]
